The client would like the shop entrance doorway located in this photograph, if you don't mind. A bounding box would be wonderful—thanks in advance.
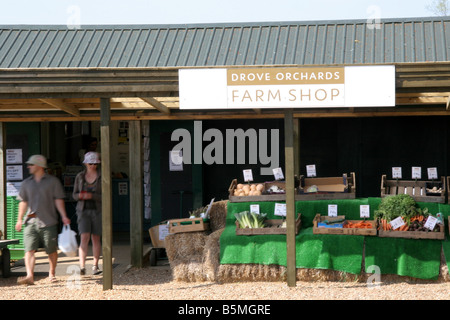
[159,131,193,221]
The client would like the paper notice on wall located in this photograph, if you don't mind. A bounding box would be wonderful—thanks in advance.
[6,149,22,164]
[7,181,21,197]
[169,150,183,171]
[7,165,23,181]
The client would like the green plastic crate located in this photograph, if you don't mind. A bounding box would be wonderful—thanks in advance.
[6,196,24,259]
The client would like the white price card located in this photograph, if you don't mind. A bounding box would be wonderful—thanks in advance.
[390,216,405,230]
[272,167,284,180]
[274,203,287,217]
[360,205,370,218]
[424,216,437,231]
[427,167,438,180]
[411,167,421,179]
[306,164,316,177]
[250,204,260,215]
[159,224,170,240]
[392,167,402,179]
[328,204,338,217]
[243,169,253,182]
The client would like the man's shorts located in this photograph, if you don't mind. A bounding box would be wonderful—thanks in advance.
[24,220,58,254]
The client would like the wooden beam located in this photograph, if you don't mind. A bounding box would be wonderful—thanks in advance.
[129,120,143,268]
[38,99,80,117]
[100,98,113,291]
[139,97,171,114]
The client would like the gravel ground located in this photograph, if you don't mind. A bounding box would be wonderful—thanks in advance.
[1,264,449,301]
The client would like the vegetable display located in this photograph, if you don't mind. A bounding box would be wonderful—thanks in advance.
[234,211,267,228]
[233,183,264,196]
[344,221,373,229]
[374,194,440,232]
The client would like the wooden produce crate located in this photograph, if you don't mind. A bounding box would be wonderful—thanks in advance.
[148,221,169,248]
[297,172,356,200]
[168,217,210,234]
[312,214,377,236]
[381,175,446,203]
[377,219,445,240]
[228,179,288,202]
[235,214,301,236]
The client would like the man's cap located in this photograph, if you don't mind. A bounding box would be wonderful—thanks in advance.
[26,154,47,168]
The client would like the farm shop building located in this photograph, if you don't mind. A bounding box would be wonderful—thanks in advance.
[0,17,449,287]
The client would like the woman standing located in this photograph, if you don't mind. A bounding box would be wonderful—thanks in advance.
[73,151,102,275]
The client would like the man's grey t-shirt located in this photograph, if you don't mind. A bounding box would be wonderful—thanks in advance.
[18,173,66,227]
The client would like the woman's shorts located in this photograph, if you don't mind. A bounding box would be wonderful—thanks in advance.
[77,209,102,235]
[24,221,58,254]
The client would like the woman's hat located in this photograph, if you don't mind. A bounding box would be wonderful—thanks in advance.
[83,151,101,164]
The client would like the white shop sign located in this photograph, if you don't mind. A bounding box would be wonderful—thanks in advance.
[179,66,395,109]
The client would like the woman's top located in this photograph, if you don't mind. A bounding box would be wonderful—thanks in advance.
[72,170,102,214]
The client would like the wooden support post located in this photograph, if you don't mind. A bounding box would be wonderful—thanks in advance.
[284,109,296,287]
[293,118,300,177]
[129,120,143,267]
[100,98,113,290]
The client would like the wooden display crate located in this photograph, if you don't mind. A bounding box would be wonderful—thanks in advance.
[377,219,445,240]
[228,179,288,202]
[312,214,377,236]
[381,175,446,203]
[297,172,356,200]
[168,217,210,234]
[148,221,169,248]
[235,214,302,236]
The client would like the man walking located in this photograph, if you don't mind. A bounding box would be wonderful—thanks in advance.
[15,155,71,285]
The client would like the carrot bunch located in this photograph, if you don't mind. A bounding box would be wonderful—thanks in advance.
[378,218,392,231]
[410,215,425,222]
[344,221,373,229]
[378,218,410,231]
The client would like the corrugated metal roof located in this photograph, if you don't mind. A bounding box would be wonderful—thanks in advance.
[0,17,448,68]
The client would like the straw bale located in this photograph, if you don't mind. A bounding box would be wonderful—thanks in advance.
[202,228,224,282]
[165,231,208,262]
[170,256,207,282]
[208,200,228,232]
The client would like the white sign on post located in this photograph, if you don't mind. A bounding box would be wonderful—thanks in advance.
[392,167,402,179]
[360,205,370,218]
[250,204,260,215]
[306,165,316,178]
[411,167,421,179]
[328,204,338,217]
[272,167,284,181]
[427,167,438,180]
[243,169,253,182]
[274,203,287,217]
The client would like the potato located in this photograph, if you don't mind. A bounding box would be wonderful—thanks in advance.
[237,183,244,190]
[256,184,264,191]
[253,190,262,196]
[250,184,256,190]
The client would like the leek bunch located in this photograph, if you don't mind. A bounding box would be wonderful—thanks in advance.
[234,211,267,228]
